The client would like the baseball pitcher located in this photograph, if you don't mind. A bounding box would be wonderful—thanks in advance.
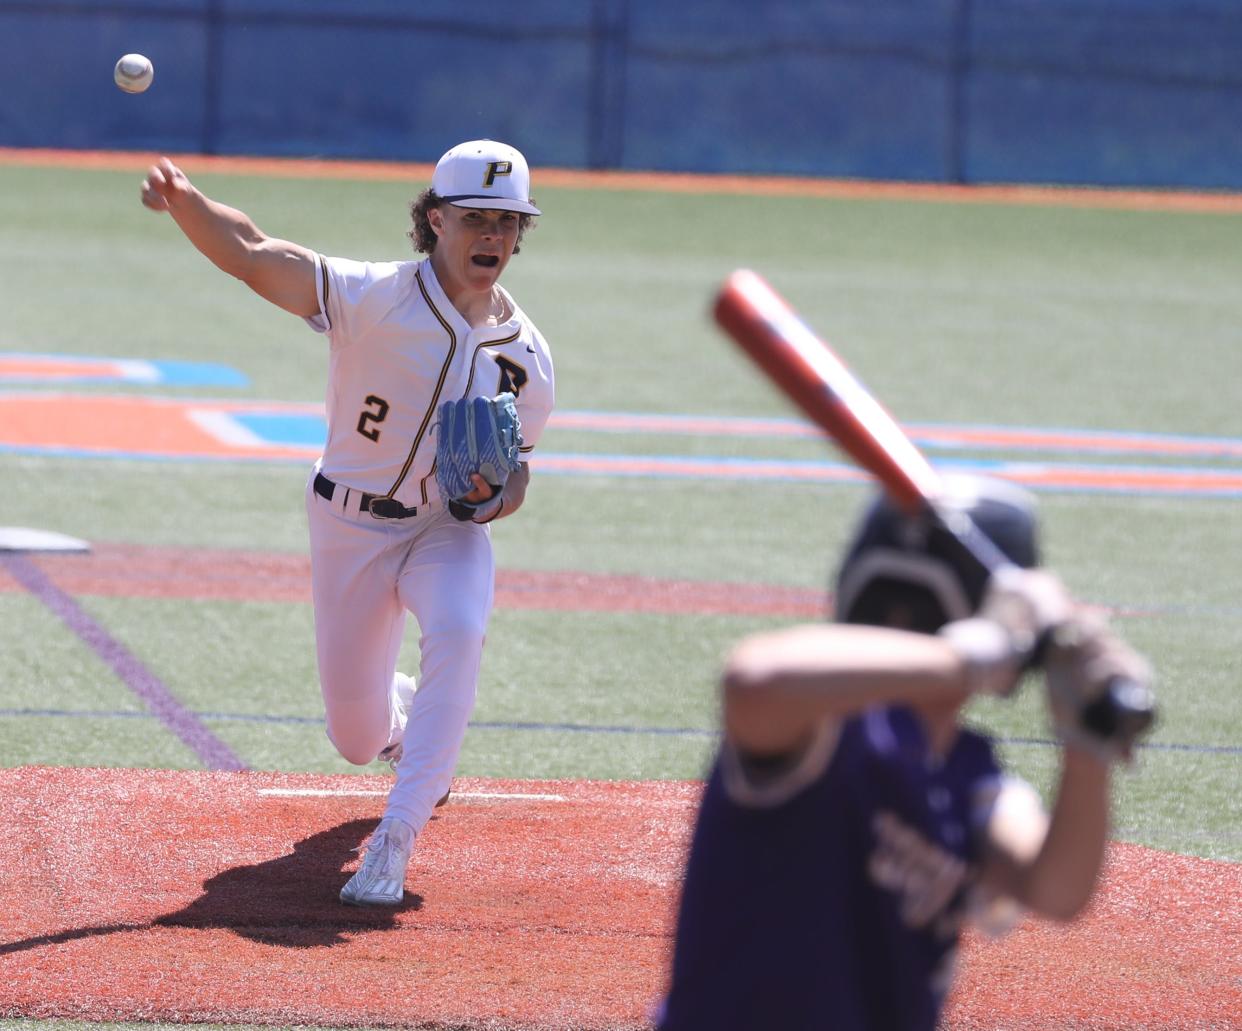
[141,139,555,905]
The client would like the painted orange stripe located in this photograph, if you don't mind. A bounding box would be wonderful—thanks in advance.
[4,147,1242,214]
[1009,467,1242,491]
[0,358,123,378]
[914,426,1242,456]
[0,394,321,460]
[1,395,211,452]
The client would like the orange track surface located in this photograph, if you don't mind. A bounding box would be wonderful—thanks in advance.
[4,147,1242,213]
[2,767,1238,1030]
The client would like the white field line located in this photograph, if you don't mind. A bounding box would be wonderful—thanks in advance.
[257,787,568,802]
[186,408,269,448]
[113,359,162,383]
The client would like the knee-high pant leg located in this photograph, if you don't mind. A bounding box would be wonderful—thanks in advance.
[383,515,494,834]
[306,487,409,766]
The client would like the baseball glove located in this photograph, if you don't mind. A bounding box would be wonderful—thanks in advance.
[434,392,524,519]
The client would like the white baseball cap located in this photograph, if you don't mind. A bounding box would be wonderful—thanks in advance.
[431,139,541,216]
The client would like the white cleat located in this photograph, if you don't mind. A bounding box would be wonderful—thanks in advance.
[340,817,415,907]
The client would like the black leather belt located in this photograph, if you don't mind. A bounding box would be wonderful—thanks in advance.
[314,472,418,519]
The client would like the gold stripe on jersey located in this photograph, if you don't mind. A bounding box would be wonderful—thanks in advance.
[384,268,457,501]
[319,255,332,330]
[460,329,521,399]
[420,456,437,506]
[418,329,523,504]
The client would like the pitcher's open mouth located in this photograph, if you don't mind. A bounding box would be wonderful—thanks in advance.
[472,255,500,268]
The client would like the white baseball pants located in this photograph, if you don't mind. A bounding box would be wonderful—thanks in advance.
[306,474,494,836]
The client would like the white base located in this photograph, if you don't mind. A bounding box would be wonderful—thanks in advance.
[0,527,91,553]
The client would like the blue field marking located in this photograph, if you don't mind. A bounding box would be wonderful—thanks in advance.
[906,423,1242,459]
[3,439,1241,498]
[230,411,327,447]
[0,443,319,464]
[3,392,1241,498]
[0,353,249,387]
[558,410,1242,459]
[147,360,249,387]
[0,707,1238,755]
[533,452,1242,498]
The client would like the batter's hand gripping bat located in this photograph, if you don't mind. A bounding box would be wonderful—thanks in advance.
[713,268,1156,749]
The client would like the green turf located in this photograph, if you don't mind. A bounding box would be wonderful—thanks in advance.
[987,742,1242,862]
[6,166,1242,430]
[2,162,1241,869]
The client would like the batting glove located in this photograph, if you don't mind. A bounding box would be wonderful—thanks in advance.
[1043,613,1155,765]
[940,567,1073,697]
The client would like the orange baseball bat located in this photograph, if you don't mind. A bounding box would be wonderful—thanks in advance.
[715,268,940,515]
[713,268,1156,744]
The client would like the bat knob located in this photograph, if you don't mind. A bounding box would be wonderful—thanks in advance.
[1081,678,1158,744]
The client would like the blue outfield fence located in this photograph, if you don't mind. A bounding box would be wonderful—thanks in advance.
[2,0,1241,189]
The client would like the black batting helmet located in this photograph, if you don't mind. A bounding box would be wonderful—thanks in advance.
[833,474,1039,634]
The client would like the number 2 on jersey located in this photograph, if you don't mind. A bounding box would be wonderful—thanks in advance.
[356,395,390,442]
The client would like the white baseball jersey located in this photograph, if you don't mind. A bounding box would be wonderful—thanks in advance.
[305,253,555,507]
[301,251,554,839]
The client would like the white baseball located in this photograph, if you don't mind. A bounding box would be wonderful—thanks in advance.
[114,53,154,94]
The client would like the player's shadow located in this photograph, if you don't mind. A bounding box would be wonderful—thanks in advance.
[0,818,420,955]
[153,817,422,947]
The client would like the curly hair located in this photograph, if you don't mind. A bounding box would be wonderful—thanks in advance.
[407,188,536,255]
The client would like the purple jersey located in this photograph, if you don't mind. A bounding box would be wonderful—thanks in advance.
[658,706,1002,1031]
